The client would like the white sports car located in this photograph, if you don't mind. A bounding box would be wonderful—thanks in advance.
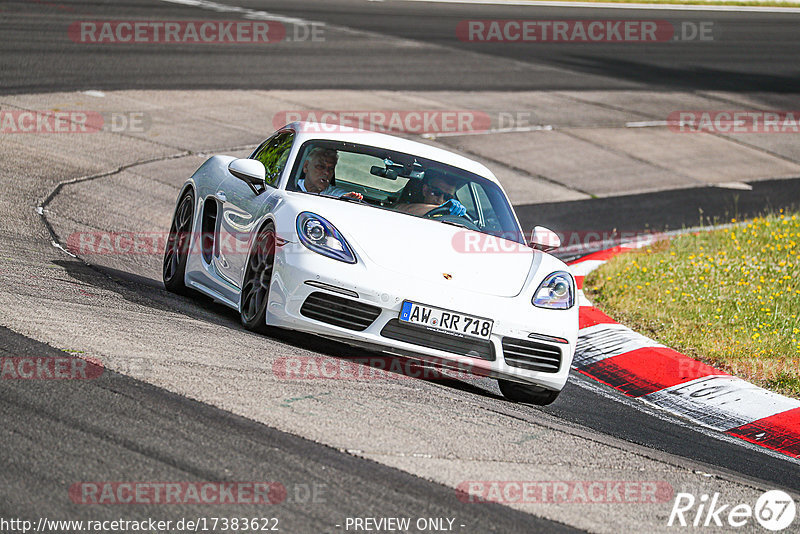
[163,122,577,405]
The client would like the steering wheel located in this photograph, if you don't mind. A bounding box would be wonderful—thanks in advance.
[423,204,480,231]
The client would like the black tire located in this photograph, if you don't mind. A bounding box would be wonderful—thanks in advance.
[240,223,276,334]
[498,379,561,406]
[163,190,194,294]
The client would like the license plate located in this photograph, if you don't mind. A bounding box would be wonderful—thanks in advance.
[399,301,493,340]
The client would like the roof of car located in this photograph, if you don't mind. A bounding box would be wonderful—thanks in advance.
[282,121,500,185]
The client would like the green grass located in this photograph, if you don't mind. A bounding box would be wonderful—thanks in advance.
[585,211,800,399]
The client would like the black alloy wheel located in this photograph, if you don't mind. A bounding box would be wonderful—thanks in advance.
[240,223,276,333]
[163,190,194,294]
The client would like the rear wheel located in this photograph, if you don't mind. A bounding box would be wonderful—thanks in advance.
[240,223,276,334]
[498,379,561,406]
[163,190,194,294]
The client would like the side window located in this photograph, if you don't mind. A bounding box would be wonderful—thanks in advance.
[252,131,295,187]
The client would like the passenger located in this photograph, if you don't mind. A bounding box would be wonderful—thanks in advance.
[298,147,363,200]
[396,170,467,217]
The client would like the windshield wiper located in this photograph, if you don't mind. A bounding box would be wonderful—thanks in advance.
[439,219,471,230]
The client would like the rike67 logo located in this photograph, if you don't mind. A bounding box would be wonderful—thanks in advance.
[668,490,796,531]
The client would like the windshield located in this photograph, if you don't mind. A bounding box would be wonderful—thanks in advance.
[288,140,525,244]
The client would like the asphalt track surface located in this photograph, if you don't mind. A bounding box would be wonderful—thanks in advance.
[1,0,800,94]
[1,325,572,533]
[2,0,800,532]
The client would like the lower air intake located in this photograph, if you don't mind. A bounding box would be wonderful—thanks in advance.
[300,292,381,332]
[380,319,495,361]
[502,337,562,373]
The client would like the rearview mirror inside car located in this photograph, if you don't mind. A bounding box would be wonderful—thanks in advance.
[370,166,398,179]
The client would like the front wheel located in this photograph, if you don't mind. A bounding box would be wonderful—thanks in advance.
[163,190,194,294]
[498,379,561,406]
[240,223,276,334]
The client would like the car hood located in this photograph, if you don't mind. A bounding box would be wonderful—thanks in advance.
[292,195,536,298]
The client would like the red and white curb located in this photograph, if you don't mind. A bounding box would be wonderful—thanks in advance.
[567,241,800,460]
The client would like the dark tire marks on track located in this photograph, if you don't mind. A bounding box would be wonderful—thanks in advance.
[0,324,581,533]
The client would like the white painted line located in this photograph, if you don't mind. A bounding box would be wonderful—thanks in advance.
[715,181,754,190]
[569,259,606,276]
[421,125,553,139]
[644,375,800,431]
[397,0,800,13]
[626,120,668,128]
[50,240,77,258]
[624,234,662,249]
[575,322,665,367]
[159,0,318,25]
[576,289,593,307]
[81,90,106,98]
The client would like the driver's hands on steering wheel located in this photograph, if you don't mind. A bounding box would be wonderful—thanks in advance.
[342,191,364,201]
[440,199,467,217]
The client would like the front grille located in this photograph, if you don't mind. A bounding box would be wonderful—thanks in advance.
[380,319,495,361]
[300,292,381,331]
[502,338,562,373]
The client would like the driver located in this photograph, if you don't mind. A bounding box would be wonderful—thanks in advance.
[396,171,467,217]
[298,147,363,200]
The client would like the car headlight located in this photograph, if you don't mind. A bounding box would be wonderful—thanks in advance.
[532,271,574,309]
[296,212,356,264]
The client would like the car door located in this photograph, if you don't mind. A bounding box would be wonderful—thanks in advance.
[214,130,295,287]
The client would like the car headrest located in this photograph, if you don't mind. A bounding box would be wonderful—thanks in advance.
[398,179,425,203]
